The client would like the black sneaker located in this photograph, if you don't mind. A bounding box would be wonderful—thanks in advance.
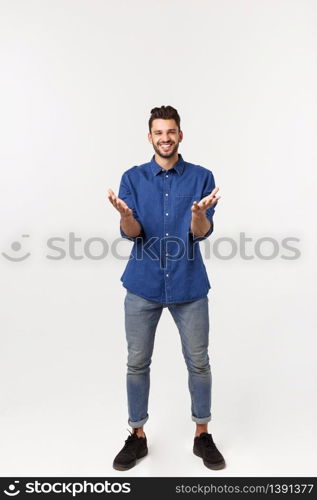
[113,430,148,471]
[193,432,226,470]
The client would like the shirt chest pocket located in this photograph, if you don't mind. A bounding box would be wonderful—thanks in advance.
[175,193,201,219]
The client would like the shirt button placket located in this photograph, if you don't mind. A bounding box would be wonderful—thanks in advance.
[163,169,171,302]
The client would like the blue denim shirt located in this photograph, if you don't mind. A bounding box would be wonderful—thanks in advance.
[118,153,217,303]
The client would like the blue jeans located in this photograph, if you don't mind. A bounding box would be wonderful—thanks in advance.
[124,290,212,427]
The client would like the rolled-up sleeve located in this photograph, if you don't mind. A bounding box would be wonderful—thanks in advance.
[118,172,144,241]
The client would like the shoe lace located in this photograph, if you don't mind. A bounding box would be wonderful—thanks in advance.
[124,429,139,448]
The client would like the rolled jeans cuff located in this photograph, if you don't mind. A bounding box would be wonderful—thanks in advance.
[192,414,211,424]
[128,414,149,428]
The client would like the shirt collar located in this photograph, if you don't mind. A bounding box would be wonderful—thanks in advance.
[150,153,185,176]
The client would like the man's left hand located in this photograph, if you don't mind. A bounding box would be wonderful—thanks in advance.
[191,187,221,215]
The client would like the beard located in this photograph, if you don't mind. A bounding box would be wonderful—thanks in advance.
[152,141,179,159]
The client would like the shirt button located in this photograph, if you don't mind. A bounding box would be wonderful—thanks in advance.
[166,273,169,277]
[165,193,168,196]
[166,175,168,178]
[166,232,169,236]
[165,212,169,216]
[166,253,168,256]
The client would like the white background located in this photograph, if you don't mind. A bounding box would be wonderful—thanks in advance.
[0,0,316,477]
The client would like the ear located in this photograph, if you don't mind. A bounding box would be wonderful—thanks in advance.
[179,130,183,142]
[148,132,153,144]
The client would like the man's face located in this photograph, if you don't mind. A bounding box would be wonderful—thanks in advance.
[148,119,183,159]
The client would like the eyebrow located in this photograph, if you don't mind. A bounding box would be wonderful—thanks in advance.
[153,129,177,133]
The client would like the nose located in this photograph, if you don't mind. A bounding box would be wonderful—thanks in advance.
[161,135,170,143]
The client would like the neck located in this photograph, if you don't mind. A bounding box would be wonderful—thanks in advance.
[154,152,179,170]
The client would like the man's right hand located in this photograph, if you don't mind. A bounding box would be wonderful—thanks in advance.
[108,188,142,238]
[107,188,133,218]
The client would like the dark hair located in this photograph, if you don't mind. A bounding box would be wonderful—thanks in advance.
[149,105,181,133]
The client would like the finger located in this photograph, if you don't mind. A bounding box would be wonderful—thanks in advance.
[212,195,221,204]
[206,187,220,200]
[108,194,116,204]
[205,190,220,203]
[108,191,115,201]
[191,201,200,212]
[210,187,219,196]
[204,195,221,209]
[108,195,116,206]
[108,192,117,204]
[121,206,132,217]
[117,199,128,211]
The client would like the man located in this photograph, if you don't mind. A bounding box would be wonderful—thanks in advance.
[107,105,225,471]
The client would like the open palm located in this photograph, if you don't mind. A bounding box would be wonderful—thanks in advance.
[191,187,221,214]
[107,188,133,217]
